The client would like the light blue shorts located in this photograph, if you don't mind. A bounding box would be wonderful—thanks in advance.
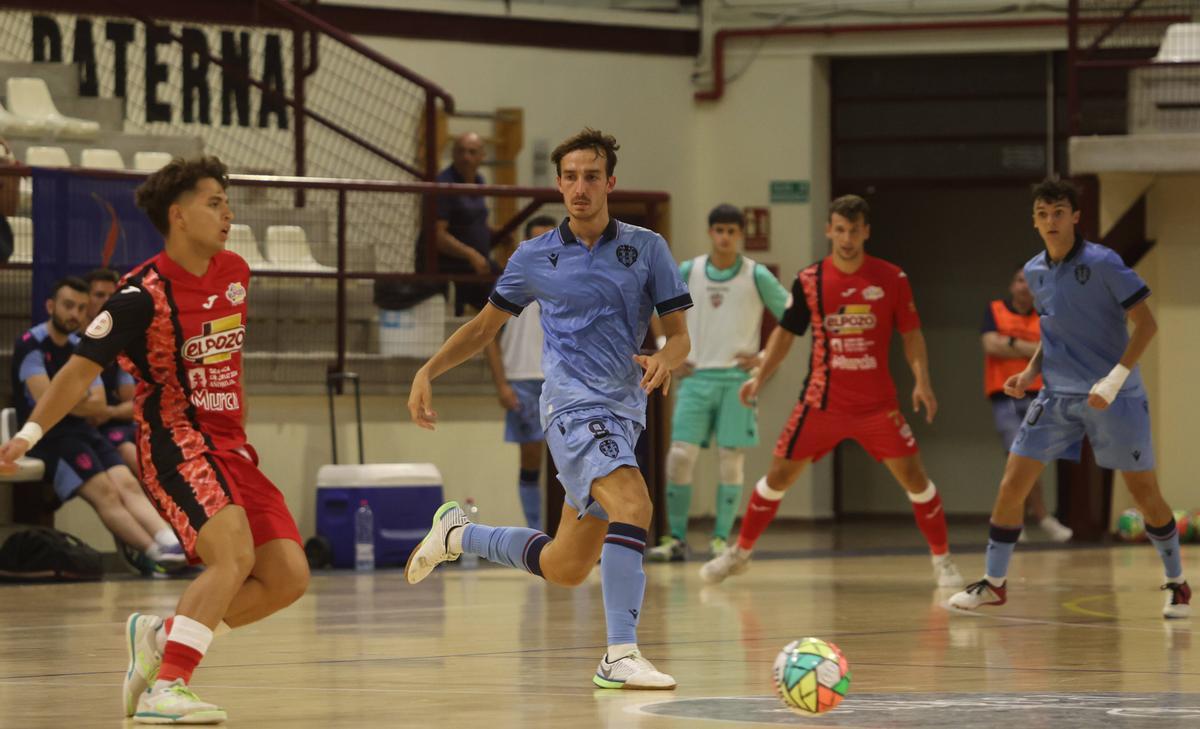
[504,379,544,444]
[1010,391,1155,472]
[545,407,642,520]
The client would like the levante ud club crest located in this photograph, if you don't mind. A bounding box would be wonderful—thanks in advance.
[616,244,638,267]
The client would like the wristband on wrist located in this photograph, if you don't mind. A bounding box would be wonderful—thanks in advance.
[13,421,43,449]
[1089,363,1130,404]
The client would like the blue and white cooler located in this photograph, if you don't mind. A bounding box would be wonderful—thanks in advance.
[315,463,444,568]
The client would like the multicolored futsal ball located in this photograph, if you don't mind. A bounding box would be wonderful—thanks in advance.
[1174,510,1194,542]
[772,637,851,715]
[1116,508,1145,542]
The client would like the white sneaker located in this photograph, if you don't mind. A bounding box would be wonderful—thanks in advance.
[1039,516,1073,543]
[593,650,676,690]
[646,536,686,563]
[932,554,964,588]
[699,545,752,585]
[1162,581,1192,619]
[948,578,1008,612]
[404,501,469,585]
[124,613,163,717]
[133,679,226,724]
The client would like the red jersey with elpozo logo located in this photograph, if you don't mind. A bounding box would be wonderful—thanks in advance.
[75,250,250,456]
[777,255,921,414]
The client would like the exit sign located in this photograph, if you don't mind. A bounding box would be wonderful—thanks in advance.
[770,180,810,203]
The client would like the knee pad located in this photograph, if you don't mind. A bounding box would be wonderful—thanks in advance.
[666,441,700,484]
[718,448,745,485]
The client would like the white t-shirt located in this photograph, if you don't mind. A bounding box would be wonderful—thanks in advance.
[499,300,544,380]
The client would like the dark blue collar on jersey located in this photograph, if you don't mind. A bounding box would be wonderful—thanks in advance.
[558,217,619,247]
[1044,232,1085,267]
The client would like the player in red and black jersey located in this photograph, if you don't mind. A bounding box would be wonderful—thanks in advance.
[700,195,964,588]
[0,157,308,724]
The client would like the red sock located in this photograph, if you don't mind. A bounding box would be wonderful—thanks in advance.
[737,488,782,551]
[158,642,204,684]
[155,616,212,685]
[911,492,949,556]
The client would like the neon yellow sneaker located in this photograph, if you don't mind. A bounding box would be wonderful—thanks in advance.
[709,536,727,556]
[134,679,226,724]
[123,613,163,717]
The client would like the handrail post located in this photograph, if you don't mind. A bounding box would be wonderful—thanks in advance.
[1067,0,1081,138]
[423,88,439,274]
[292,22,307,207]
[335,189,347,382]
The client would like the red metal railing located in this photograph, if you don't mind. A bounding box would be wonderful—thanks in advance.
[0,166,670,380]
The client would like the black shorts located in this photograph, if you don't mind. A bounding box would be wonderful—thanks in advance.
[99,422,137,448]
[30,428,126,501]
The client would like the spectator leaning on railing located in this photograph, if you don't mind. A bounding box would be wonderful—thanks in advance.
[435,131,501,315]
[10,276,186,572]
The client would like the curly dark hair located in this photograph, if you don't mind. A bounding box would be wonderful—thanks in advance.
[551,128,619,177]
[135,155,229,235]
[829,194,870,225]
[1031,176,1079,211]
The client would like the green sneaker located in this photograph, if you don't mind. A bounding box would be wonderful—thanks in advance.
[133,679,226,724]
[709,536,728,556]
[646,536,686,563]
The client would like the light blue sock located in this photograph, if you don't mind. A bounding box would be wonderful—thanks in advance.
[1147,518,1184,581]
[600,523,647,646]
[461,523,550,576]
[984,523,1022,583]
[518,468,542,531]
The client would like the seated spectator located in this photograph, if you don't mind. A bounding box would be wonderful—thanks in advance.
[83,268,140,475]
[11,277,186,573]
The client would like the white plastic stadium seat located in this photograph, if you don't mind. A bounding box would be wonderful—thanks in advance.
[6,77,100,139]
[80,148,125,170]
[0,407,45,483]
[1155,23,1200,62]
[0,98,44,136]
[227,224,270,269]
[10,216,32,263]
[133,151,173,172]
[265,225,334,272]
[25,146,70,167]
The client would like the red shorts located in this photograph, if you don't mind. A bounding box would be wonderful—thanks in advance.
[774,403,919,463]
[141,445,301,562]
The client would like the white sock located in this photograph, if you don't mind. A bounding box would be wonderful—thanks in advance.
[907,481,937,504]
[144,543,164,561]
[754,477,785,502]
[608,642,637,660]
[984,575,1005,587]
[447,525,465,554]
[157,618,230,652]
[154,529,180,548]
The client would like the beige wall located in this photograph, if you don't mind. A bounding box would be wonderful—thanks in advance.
[1110,174,1200,521]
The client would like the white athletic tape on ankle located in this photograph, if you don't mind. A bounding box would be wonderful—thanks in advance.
[666,441,700,483]
[13,421,43,448]
[907,481,937,504]
[167,616,213,655]
[1089,363,1129,405]
[755,477,785,502]
[718,448,744,485]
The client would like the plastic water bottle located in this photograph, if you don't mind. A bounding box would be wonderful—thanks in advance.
[459,497,479,569]
[354,499,375,571]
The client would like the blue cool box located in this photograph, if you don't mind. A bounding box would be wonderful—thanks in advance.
[315,463,444,569]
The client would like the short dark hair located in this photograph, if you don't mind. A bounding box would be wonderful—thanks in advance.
[829,194,870,225]
[1032,176,1079,211]
[525,215,558,239]
[135,155,229,235]
[707,203,744,229]
[83,267,120,287]
[49,276,87,299]
[551,128,619,177]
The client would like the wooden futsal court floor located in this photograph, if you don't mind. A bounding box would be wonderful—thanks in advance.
[0,529,1196,728]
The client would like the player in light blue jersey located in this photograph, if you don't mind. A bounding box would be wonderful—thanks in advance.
[405,129,692,689]
[950,177,1189,618]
